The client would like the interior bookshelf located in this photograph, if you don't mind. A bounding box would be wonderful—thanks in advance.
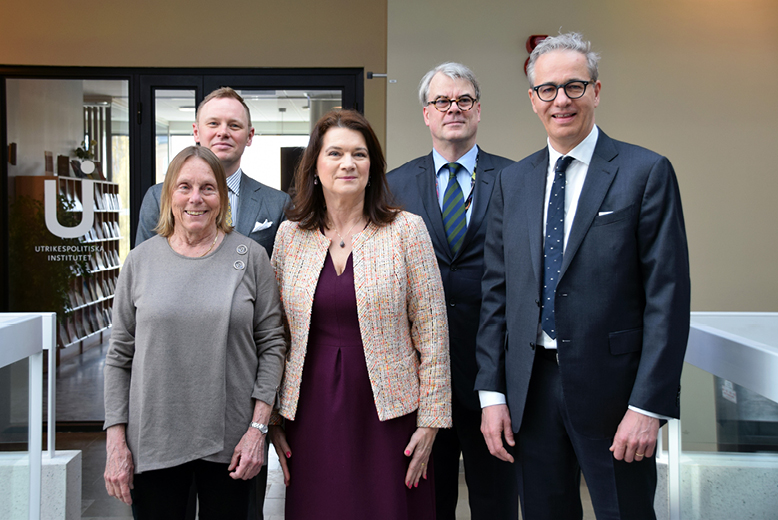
[14,175,121,355]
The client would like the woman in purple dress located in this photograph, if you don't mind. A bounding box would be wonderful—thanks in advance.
[269,109,451,520]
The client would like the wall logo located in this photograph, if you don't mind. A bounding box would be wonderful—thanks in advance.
[44,179,95,239]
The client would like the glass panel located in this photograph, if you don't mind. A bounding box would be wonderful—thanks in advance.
[154,89,196,184]
[5,78,130,424]
[0,358,30,518]
[153,88,342,190]
[240,89,341,190]
[656,313,778,519]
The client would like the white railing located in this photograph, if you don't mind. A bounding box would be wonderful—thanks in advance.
[658,312,778,520]
[0,312,57,520]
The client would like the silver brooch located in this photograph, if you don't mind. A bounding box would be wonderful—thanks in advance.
[236,244,248,255]
[233,260,245,270]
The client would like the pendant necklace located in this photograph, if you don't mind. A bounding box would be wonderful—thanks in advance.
[332,220,360,248]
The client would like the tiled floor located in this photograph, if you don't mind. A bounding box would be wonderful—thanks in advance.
[54,339,595,519]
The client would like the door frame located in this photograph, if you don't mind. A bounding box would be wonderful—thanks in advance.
[0,65,364,310]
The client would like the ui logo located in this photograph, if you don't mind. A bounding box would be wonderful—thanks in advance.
[44,179,95,239]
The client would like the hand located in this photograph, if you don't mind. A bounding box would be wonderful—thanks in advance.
[403,427,438,489]
[480,404,515,463]
[268,425,291,486]
[609,409,660,463]
[228,427,265,480]
[104,425,134,505]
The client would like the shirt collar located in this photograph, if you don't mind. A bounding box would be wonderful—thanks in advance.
[547,125,599,170]
[432,144,479,177]
[226,168,242,195]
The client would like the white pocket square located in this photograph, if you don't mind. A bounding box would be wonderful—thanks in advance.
[252,220,273,232]
[598,211,613,216]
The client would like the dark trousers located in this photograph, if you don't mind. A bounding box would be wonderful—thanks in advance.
[131,460,250,520]
[247,465,268,520]
[515,353,658,520]
[433,396,519,520]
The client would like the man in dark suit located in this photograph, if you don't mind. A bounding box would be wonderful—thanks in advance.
[387,63,519,520]
[135,87,289,520]
[136,87,289,258]
[475,33,690,519]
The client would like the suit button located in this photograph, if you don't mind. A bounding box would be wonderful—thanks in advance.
[451,265,458,271]
[535,299,540,307]
[529,342,536,350]
[449,302,456,307]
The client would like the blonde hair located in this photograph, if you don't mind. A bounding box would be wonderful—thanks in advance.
[155,146,233,237]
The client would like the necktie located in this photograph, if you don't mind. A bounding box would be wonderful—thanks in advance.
[442,162,466,253]
[540,155,574,339]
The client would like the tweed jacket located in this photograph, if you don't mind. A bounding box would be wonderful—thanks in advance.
[271,211,452,428]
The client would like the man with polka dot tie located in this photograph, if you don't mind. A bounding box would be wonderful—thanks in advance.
[476,33,690,520]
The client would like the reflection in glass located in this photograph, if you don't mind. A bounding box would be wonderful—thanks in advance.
[4,78,130,408]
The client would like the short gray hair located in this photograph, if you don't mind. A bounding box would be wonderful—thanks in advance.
[526,32,600,87]
[418,62,481,106]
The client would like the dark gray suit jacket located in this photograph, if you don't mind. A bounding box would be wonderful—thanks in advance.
[387,150,514,411]
[135,174,290,257]
[475,130,691,438]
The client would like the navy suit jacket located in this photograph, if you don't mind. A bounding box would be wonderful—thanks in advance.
[474,130,690,438]
[135,174,290,257]
[387,150,514,410]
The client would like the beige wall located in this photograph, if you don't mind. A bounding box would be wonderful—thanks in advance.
[0,0,387,143]
[387,0,778,312]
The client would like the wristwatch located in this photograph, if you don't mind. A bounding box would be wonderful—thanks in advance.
[250,422,269,434]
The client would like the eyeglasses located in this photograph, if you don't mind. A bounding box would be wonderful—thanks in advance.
[426,95,477,112]
[532,80,590,102]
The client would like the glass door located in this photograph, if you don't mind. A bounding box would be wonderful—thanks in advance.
[137,69,362,240]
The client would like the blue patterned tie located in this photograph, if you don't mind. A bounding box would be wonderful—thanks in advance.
[442,162,467,254]
[541,155,574,339]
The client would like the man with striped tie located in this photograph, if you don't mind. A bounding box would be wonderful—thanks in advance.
[387,62,518,520]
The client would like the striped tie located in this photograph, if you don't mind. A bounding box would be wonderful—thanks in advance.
[442,162,466,254]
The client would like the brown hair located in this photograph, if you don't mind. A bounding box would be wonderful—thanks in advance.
[195,87,252,126]
[155,146,233,237]
[286,109,399,230]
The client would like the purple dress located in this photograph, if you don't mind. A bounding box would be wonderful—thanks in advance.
[284,253,436,520]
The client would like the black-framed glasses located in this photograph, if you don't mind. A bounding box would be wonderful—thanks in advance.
[532,80,590,102]
[426,95,477,112]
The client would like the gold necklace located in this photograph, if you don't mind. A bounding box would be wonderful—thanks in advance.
[200,232,219,257]
[332,220,361,248]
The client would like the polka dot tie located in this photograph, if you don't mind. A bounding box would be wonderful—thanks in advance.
[541,155,574,339]
[442,162,467,254]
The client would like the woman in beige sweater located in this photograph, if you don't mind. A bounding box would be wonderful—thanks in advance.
[103,146,286,519]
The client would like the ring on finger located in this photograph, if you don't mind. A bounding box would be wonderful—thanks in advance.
[421,462,425,467]
[635,452,645,457]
